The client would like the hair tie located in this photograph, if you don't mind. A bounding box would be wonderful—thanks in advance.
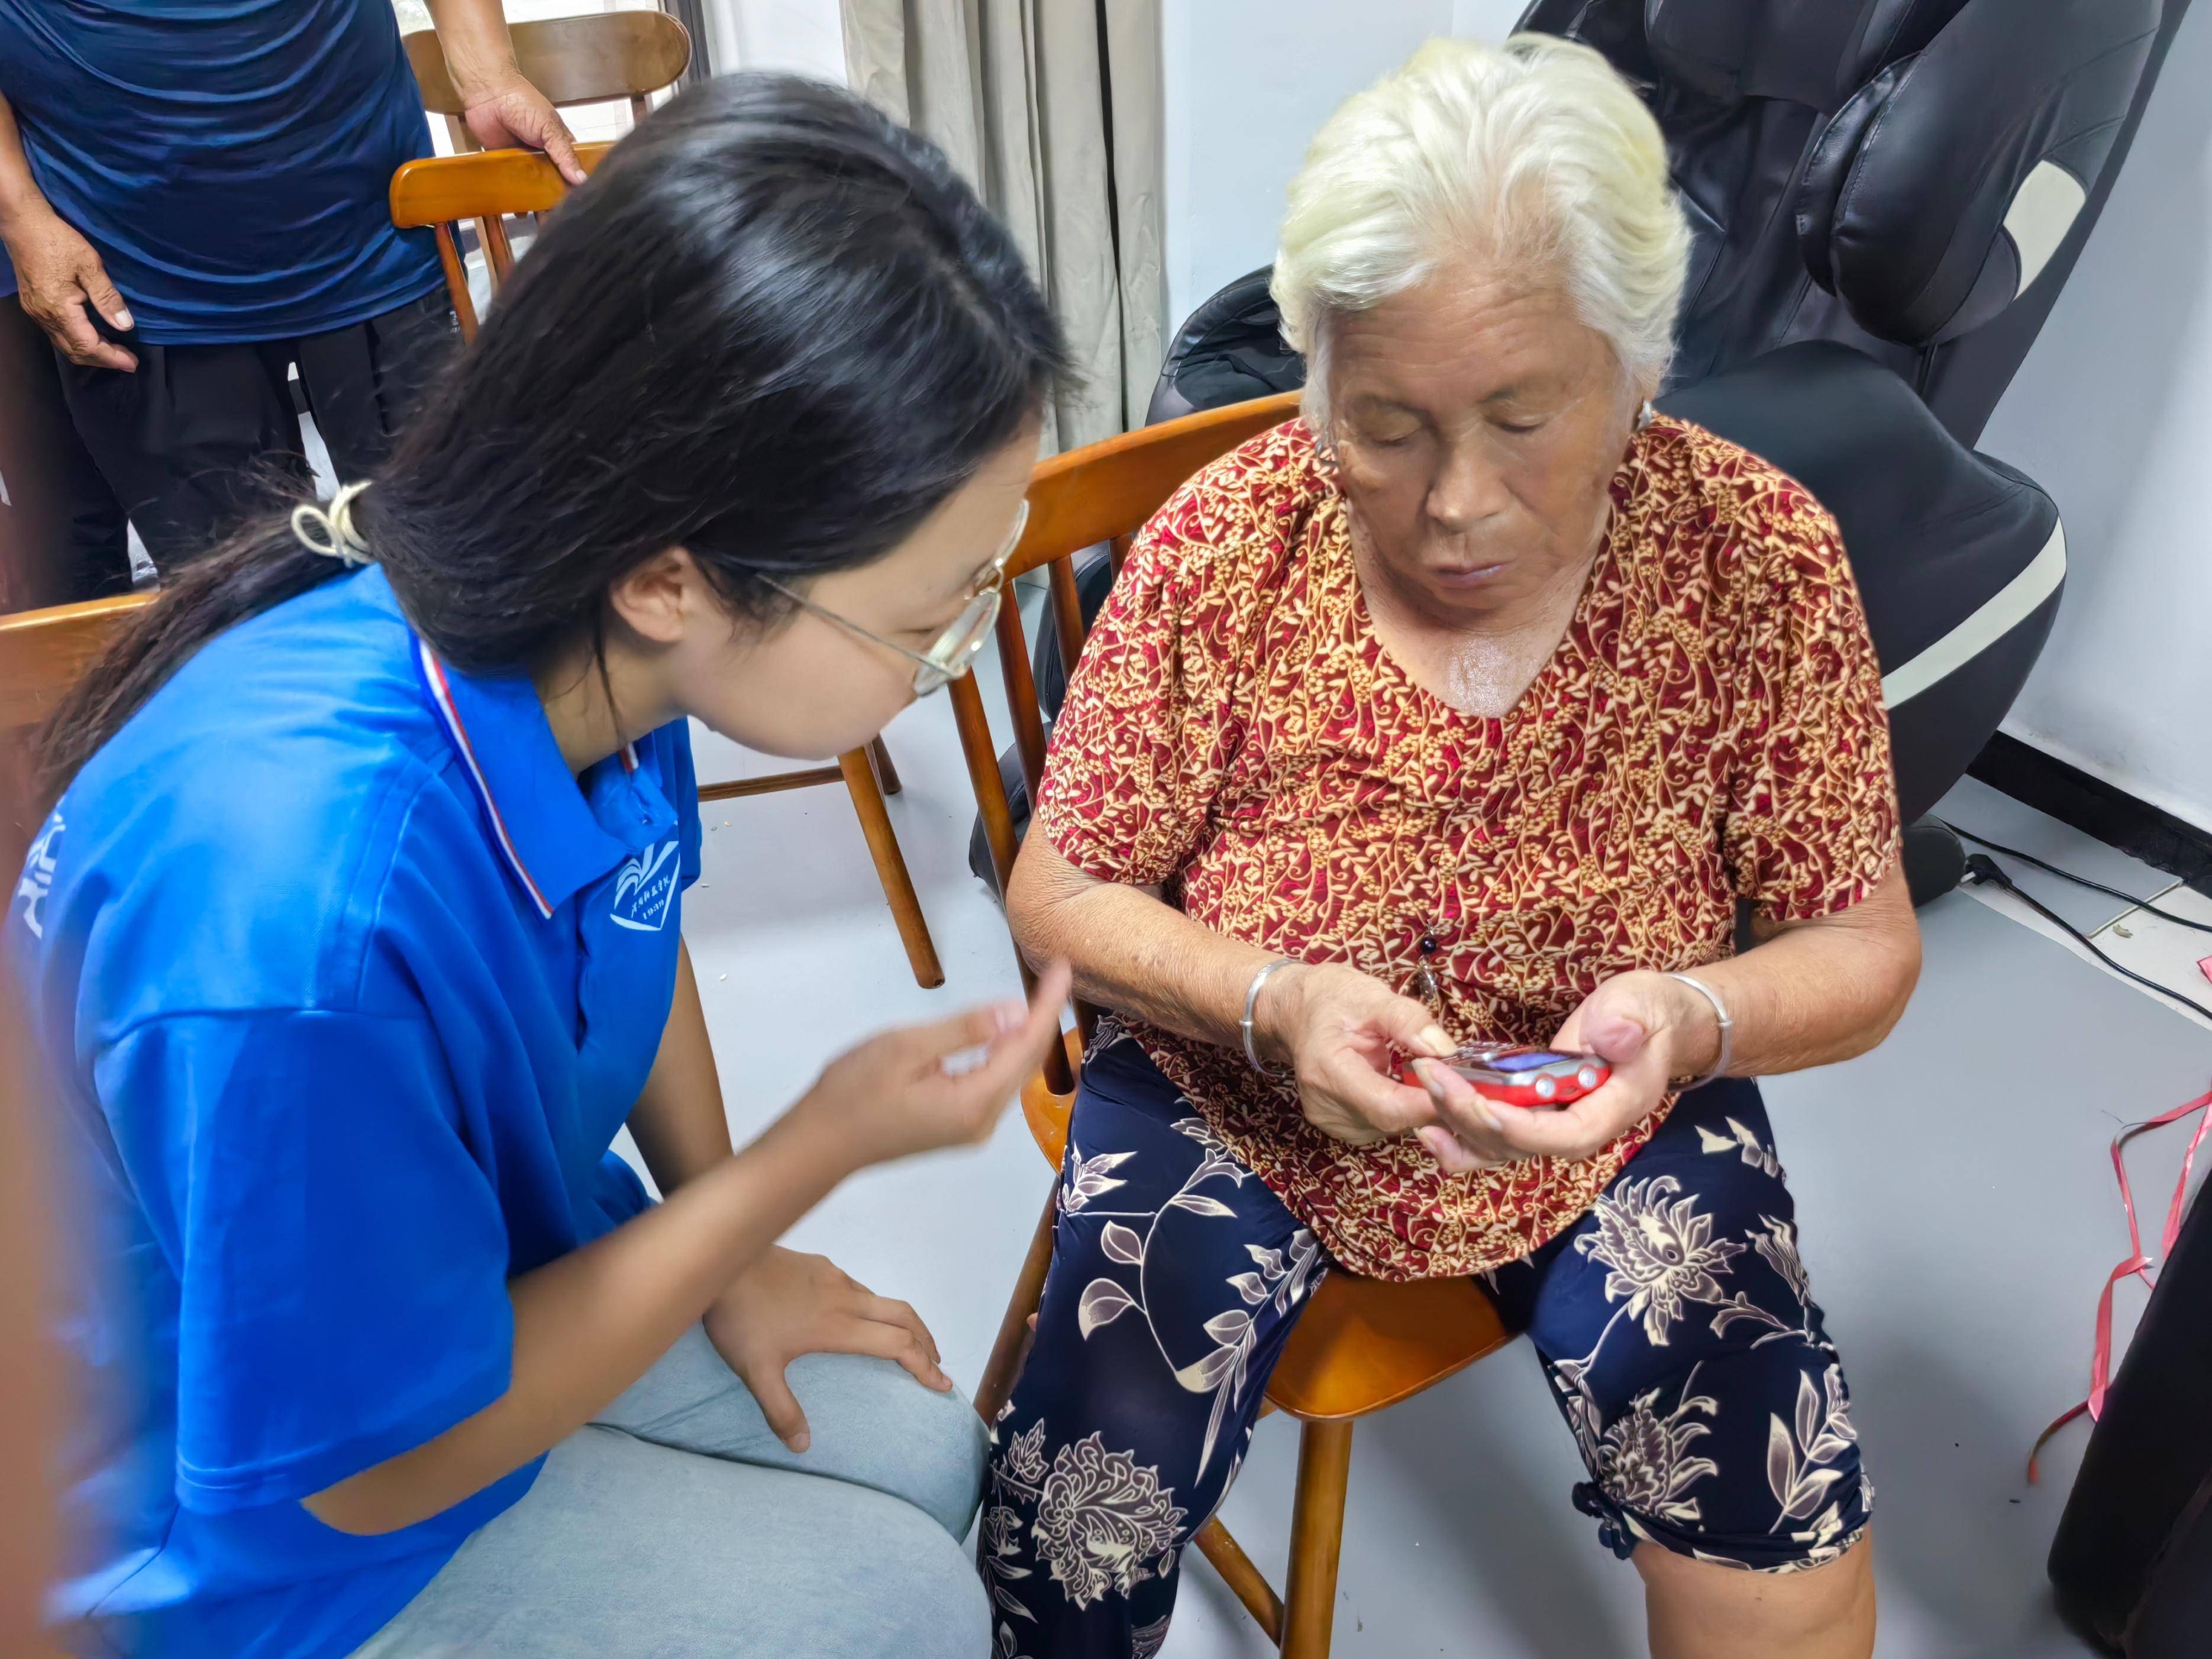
[292,481,374,566]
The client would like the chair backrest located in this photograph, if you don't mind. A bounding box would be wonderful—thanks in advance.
[389,143,615,341]
[403,12,690,137]
[1516,0,2179,446]
[0,594,153,871]
[946,390,1301,1090]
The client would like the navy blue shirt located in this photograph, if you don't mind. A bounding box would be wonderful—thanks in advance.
[11,567,701,1658]
[0,1,443,343]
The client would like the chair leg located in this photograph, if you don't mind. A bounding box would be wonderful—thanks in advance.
[867,734,903,796]
[976,1181,1058,1425]
[1280,1418,1354,1659]
[835,748,942,989]
[1195,1519,1285,1644]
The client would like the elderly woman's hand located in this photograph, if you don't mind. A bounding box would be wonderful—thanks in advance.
[1258,963,1456,1145]
[1412,971,1716,1171]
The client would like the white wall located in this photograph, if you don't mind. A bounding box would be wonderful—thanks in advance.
[1977,4,2212,831]
[697,0,845,82]
[1160,0,1524,331]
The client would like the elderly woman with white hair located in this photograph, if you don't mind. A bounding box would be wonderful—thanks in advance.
[983,33,1918,1659]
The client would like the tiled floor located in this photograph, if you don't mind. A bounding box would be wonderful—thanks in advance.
[2096,883,2212,1025]
[1937,774,2212,1033]
[670,661,2212,1656]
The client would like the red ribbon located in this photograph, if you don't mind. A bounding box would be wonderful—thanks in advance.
[2029,1082,2212,1484]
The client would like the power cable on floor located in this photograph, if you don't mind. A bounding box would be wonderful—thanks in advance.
[1940,819,2212,934]
[1959,853,2212,1025]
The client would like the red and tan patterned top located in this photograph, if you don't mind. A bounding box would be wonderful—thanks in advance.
[1034,415,1900,1280]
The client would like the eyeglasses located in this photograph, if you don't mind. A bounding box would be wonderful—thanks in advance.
[762,499,1030,697]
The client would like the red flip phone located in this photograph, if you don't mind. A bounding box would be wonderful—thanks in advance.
[1397,1043,1611,1108]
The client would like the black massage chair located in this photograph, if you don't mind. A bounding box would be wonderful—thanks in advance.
[1120,0,2193,906]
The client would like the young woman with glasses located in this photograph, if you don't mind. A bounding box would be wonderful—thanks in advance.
[13,75,1070,1659]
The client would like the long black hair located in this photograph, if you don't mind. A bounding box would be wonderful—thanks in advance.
[37,73,1067,809]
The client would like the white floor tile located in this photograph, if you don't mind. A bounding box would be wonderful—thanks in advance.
[1959,880,2114,970]
[1958,866,2212,1035]
[2096,884,2212,1033]
[1934,776,2175,935]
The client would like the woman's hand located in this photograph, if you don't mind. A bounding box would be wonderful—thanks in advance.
[1257,963,1455,1144]
[792,962,1073,1165]
[1413,971,1716,1172]
[704,1247,950,1453]
[300,966,1070,1537]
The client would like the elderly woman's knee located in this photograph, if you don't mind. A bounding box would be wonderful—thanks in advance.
[786,1351,989,1539]
[1637,1527,1876,1650]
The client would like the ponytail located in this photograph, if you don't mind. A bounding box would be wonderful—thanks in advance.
[33,515,348,816]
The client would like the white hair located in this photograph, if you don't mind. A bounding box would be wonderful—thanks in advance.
[1273,35,1690,427]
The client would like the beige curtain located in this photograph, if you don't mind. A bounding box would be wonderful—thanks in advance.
[839,0,1165,451]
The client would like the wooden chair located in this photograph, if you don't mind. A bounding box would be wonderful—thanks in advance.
[403,11,691,156]
[390,146,944,987]
[0,595,153,875]
[957,393,1517,1658]
[404,11,689,319]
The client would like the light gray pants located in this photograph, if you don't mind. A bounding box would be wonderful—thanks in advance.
[349,1326,992,1658]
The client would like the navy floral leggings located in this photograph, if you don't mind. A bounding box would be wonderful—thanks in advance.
[980,1030,1871,1658]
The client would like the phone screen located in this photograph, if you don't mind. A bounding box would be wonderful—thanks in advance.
[1484,1050,1577,1072]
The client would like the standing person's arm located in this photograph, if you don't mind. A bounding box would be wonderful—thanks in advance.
[625,943,950,1454]
[0,93,134,371]
[424,0,589,185]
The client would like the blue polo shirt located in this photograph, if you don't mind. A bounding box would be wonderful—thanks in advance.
[0,0,441,343]
[11,566,701,1659]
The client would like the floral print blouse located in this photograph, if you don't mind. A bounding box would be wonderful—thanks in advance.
[1032,415,1900,1280]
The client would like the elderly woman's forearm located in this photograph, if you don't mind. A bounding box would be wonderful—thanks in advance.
[1008,838,1280,1054]
[1675,870,1921,1078]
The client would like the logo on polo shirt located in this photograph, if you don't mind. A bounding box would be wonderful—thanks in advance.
[13,812,62,940]
[611,839,680,932]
